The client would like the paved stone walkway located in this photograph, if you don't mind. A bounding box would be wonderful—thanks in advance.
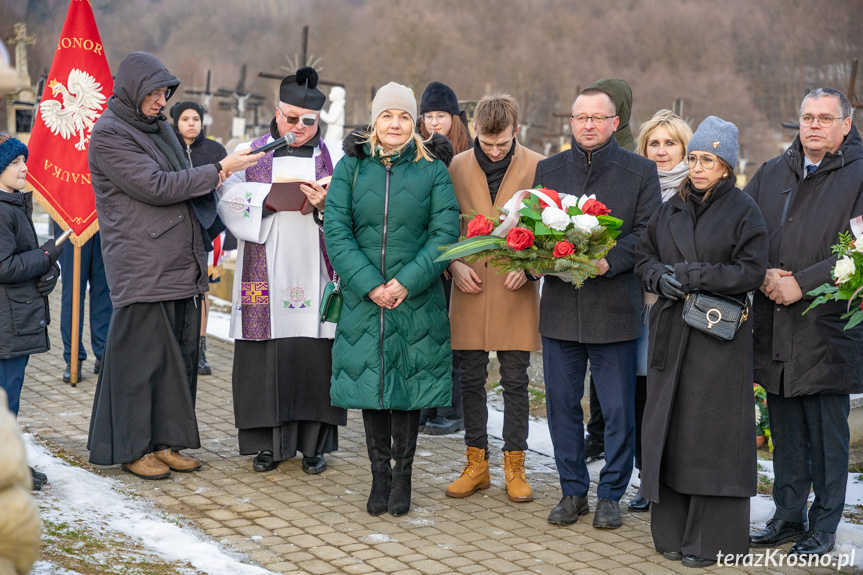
[16,289,851,575]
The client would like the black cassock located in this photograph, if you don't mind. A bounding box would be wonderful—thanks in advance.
[232,337,346,460]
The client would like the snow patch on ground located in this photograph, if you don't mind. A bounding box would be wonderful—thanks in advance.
[25,436,278,575]
[361,533,394,543]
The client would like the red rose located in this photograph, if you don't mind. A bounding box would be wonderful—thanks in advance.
[466,214,494,238]
[537,187,563,210]
[553,241,575,258]
[581,198,611,216]
[506,227,535,251]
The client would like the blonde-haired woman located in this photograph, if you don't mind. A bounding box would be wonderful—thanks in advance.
[628,109,694,513]
[324,82,460,517]
[637,110,693,201]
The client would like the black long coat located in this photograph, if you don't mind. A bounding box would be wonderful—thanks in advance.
[635,179,768,501]
[533,136,661,343]
[744,125,863,397]
[0,191,52,359]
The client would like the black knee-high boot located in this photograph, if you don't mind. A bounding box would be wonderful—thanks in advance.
[389,410,420,516]
[362,409,392,516]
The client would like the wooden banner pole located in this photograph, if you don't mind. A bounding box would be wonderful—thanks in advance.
[70,244,81,387]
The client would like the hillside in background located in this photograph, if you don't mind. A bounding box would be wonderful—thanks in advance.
[2,0,862,169]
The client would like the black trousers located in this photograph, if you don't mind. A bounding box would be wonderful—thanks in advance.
[362,409,420,475]
[459,349,530,453]
[422,278,462,421]
[767,390,850,532]
[651,481,750,559]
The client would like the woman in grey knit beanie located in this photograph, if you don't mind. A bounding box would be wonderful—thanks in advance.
[634,114,769,567]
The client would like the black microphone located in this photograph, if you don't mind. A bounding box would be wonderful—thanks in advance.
[252,132,296,155]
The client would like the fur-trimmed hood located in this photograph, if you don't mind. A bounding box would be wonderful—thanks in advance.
[341,128,454,167]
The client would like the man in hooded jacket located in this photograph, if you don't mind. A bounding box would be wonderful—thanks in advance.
[87,52,259,479]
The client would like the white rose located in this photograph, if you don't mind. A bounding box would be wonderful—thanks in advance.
[572,214,600,232]
[541,206,572,231]
[560,194,579,211]
[834,255,856,284]
[501,196,521,217]
[577,194,597,210]
[853,240,863,255]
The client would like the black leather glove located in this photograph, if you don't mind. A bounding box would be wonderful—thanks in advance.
[658,273,685,301]
[40,239,65,265]
[37,264,59,296]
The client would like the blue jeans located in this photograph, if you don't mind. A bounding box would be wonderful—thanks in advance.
[0,355,30,416]
[542,336,636,501]
[53,223,113,363]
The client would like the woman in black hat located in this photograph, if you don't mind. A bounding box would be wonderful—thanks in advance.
[418,81,472,156]
[170,101,228,376]
[416,81,471,436]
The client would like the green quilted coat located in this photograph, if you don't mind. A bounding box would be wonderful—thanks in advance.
[324,132,459,410]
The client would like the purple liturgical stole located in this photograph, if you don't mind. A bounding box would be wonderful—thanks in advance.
[240,135,334,340]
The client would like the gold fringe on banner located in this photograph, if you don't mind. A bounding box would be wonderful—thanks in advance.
[29,187,100,247]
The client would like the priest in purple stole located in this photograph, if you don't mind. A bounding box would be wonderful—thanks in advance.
[216,67,346,474]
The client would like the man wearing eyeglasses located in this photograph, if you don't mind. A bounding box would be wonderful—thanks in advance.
[87,52,262,480]
[746,88,863,556]
[216,67,347,476]
[532,87,661,529]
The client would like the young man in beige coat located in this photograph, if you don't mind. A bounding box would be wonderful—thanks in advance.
[445,94,544,502]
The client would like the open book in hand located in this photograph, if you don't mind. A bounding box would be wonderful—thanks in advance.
[264,175,332,214]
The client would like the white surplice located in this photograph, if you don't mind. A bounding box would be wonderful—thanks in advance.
[216,138,344,340]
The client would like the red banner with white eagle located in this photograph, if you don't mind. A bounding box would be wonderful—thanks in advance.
[25,0,111,246]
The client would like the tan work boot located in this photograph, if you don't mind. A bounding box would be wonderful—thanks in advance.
[503,450,533,502]
[154,449,201,472]
[445,446,490,498]
[122,453,171,480]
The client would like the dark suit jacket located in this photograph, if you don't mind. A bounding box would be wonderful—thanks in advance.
[533,136,661,343]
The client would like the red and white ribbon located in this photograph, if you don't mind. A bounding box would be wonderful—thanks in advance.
[492,189,562,238]
[851,215,863,240]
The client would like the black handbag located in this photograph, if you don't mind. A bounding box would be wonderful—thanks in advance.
[319,275,342,323]
[682,291,749,341]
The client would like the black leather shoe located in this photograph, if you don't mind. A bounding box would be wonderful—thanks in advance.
[423,416,464,436]
[627,491,650,512]
[30,467,47,491]
[253,450,278,472]
[584,435,604,461]
[547,495,589,525]
[749,518,807,547]
[682,554,715,568]
[593,498,622,529]
[302,454,327,474]
[789,530,836,556]
[662,552,683,561]
[94,357,101,375]
[62,363,82,383]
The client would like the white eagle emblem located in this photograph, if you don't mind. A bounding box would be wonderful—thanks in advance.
[39,69,107,151]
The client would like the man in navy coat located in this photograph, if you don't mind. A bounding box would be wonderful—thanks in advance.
[533,87,660,529]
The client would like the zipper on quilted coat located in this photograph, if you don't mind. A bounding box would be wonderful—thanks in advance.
[379,165,392,409]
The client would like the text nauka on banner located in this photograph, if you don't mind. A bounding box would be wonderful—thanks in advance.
[25,0,112,246]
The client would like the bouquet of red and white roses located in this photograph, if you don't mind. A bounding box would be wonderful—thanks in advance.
[805,216,863,330]
[435,187,623,288]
